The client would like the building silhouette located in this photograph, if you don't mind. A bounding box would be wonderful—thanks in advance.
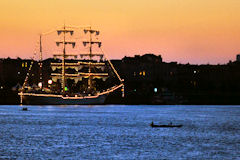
[1,54,240,104]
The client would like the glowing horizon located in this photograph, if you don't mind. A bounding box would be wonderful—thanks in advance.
[0,0,240,64]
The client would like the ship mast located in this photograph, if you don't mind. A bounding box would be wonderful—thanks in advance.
[82,27,102,92]
[88,26,92,90]
[62,25,66,94]
[39,34,43,89]
[54,25,75,95]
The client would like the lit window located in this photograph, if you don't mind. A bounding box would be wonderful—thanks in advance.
[25,62,27,68]
[143,71,146,76]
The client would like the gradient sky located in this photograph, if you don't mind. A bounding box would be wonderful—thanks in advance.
[0,0,240,64]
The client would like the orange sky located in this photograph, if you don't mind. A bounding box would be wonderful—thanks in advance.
[0,0,240,64]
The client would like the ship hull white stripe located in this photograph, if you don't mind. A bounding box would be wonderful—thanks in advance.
[19,93,107,105]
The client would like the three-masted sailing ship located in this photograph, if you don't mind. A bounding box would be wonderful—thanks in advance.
[19,25,124,105]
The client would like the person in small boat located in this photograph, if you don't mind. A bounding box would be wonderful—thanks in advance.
[22,107,28,111]
[169,122,172,126]
[151,121,154,126]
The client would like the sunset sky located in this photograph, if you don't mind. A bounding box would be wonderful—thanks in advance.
[0,0,240,64]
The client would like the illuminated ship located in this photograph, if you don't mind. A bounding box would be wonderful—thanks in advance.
[19,25,124,105]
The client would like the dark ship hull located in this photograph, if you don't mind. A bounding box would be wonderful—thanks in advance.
[20,93,107,105]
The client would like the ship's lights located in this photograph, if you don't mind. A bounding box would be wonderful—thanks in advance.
[143,71,146,76]
[38,82,42,88]
[48,79,53,85]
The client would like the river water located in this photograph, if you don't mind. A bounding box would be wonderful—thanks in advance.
[0,105,239,159]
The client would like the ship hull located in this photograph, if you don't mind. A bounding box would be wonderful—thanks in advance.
[21,94,107,105]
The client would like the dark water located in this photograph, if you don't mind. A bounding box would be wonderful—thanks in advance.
[0,105,240,159]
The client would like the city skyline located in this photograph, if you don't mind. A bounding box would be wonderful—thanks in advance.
[0,0,240,64]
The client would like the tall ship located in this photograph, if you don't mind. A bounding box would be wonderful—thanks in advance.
[19,25,124,105]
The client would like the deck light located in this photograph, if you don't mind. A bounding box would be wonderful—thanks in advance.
[64,87,68,91]
[48,79,53,85]
[38,82,42,88]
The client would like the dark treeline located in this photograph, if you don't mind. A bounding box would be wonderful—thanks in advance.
[1,54,240,105]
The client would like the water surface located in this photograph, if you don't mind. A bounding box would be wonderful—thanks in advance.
[0,105,239,159]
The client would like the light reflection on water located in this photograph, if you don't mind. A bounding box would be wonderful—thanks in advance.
[0,105,240,159]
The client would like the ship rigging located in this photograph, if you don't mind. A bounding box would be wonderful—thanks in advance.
[19,25,124,105]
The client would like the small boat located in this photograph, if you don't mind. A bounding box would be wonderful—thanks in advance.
[22,107,28,111]
[150,122,182,128]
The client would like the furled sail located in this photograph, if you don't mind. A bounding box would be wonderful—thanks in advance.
[83,29,100,36]
[82,41,101,48]
[57,29,74,35]
[51,72,109,83]
[56,41,76,48]
[51,62,105,71]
